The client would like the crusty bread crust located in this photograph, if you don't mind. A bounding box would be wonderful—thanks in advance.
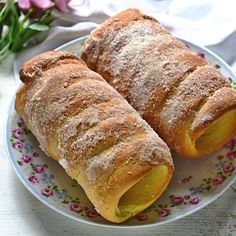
[81,8,236,157]
[15,50,173,223]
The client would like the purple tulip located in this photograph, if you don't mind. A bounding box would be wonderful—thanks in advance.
[18,0,31,11]
[55,0,71,13]
[18,0,54,12]
[30,0,54,11]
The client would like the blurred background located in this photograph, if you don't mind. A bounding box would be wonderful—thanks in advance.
[1,0,236,70]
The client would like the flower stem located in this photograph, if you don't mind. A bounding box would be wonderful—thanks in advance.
[10,10,53,52]
[21,8,33,25]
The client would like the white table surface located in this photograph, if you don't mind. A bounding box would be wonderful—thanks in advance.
[0,55,235,236]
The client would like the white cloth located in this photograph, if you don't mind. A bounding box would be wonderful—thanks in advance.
[15,0,236,83]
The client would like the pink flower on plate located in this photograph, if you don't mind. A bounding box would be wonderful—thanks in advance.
[158,208,170,217]
[212,175,224,185]
[171,196,184,205]
[227,151,236,160]
[189,197,200,205]
[28,175,39,184]
[13,141,24,151]
[22,155,32,163]
[134,213,148,221]
[86,209,99,218]
[70,204,83,212]
[223,164,235,174]
[224,139,236,149]
[179,177,189,184]
[34,165,45,174]
[13,128,24,139]
[41,188,54,197]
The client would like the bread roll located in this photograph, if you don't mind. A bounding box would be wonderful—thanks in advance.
[81,8,236,157]
[15,51,173,223]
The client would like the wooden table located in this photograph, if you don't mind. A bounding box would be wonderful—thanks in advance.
[0,56,235,236]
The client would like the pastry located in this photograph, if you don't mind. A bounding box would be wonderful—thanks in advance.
[15,51,173,223]
[81,8,236,157]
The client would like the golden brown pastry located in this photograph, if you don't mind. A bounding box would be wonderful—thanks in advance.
[15,51,173,223]
[81,8,236,157]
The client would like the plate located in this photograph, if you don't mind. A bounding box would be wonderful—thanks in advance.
[6,36,236,228]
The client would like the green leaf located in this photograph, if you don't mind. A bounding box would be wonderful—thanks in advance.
[10,28,35,52]
[28,23,49,32]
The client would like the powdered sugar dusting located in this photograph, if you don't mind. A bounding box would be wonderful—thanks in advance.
[139,131,172,166]
[81,10,236,156]
[68,114,147,161]
[17,50,173,191]
[86,153,115,183]
[101,21,180,115]
[159,65,230,131]
[197,113,213,126]
[61,105,101,143]
[82,19,205,116]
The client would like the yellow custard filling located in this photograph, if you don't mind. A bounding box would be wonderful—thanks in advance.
[195,110,236,155]
[115,165,169,221]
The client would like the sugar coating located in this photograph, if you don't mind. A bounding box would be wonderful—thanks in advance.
[81,10,235,154]
[18,51,172,184]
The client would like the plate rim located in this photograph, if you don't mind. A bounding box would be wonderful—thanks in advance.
[7,36,236,229]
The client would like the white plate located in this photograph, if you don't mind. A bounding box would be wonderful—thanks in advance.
[7,36,236,229]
